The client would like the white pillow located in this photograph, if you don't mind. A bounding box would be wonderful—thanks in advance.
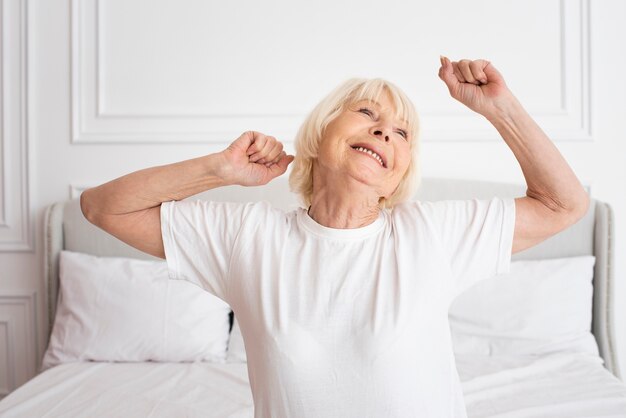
[42,251,232,371]
[449,255,599,357]
[226,316,247,363]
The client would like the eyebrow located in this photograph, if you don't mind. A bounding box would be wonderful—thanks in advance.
[357,99,410,128]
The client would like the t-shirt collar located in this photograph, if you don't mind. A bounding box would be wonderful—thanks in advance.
[297,207,386,239]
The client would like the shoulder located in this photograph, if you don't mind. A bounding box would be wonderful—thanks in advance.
[243,201,296,224]
[162,199,294,226]
[391,197,514,229]
[393,198,512,216]
[163,199,286,213]
[389,200,440,233]
[391,200,442,222]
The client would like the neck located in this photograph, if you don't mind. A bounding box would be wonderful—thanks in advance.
[308,172,381,229]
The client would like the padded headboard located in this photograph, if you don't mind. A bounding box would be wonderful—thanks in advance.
[43,177,620,379]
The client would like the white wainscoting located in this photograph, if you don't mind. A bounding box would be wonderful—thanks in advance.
[70,0,590,144]
[69,184,90,200]
[0,0,32,251]
[0,292,39,399]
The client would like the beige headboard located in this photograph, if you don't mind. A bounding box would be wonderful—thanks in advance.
[43,177,620,379]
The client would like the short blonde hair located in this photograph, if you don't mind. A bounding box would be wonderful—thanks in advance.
[289,78,421,209]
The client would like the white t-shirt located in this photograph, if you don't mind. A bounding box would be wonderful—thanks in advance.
[160,197,516,418]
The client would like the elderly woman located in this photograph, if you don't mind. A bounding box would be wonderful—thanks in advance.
[81,57,589,418]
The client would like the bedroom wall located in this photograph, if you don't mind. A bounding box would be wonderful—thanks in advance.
[1,0,624,397]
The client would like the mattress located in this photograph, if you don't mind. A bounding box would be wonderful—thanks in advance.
[0,353,624,417]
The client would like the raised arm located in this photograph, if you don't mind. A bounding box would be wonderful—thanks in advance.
[438,56,589,254]
[80,131,294,258]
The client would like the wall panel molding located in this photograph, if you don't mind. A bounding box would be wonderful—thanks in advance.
[0,0,32,251]
[0,292,38,396]
[71,0,591,143]
[69,183,90,200]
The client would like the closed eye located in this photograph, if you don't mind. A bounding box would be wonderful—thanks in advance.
[396,130,408,140]
[358,107,374,118]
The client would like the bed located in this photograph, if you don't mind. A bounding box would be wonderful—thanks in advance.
[0,177,625,417]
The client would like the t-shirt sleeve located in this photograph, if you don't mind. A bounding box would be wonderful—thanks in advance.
[420,197,516,301]
[160,199,251,303]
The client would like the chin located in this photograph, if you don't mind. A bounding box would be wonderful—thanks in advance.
[346,171,388,197]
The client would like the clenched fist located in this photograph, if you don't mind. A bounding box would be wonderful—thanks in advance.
[217,131,295,187]
[438,56,516,119]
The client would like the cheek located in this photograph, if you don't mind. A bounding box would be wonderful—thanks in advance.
[317,136,343,168]
[394,146,412,174]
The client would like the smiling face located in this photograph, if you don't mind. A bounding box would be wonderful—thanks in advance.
[314,90,413,200]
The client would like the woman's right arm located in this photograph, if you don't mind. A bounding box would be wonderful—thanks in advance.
[80,131,294,259]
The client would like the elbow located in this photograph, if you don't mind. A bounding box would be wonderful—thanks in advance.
[528,186,590,222]
[80,189,99,225]
[574,191,591,221]
[563,191,591,227]
[533,189,590,231]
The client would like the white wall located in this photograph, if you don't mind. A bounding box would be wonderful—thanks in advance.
[1,0,624,397]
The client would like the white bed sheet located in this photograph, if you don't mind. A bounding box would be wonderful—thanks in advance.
[0,362,254,418]
[457,353,626,417]
[0,353,624,417]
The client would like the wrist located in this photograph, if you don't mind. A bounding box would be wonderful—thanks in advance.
[484,92,524,124]
[202,152,236,187]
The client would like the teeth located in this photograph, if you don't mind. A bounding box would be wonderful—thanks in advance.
[354,146,384,167]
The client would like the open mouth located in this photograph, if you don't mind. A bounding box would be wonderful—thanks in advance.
[351,145,386,168]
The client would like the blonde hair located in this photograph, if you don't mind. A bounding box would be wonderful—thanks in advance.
[289,78,421,209]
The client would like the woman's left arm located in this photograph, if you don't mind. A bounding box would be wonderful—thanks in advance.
[438,56,590,254]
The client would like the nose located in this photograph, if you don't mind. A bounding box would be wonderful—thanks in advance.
[371,128,390,143]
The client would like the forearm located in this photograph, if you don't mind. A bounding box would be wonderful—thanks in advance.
[81,153,228,219]
[486,94,589,215]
